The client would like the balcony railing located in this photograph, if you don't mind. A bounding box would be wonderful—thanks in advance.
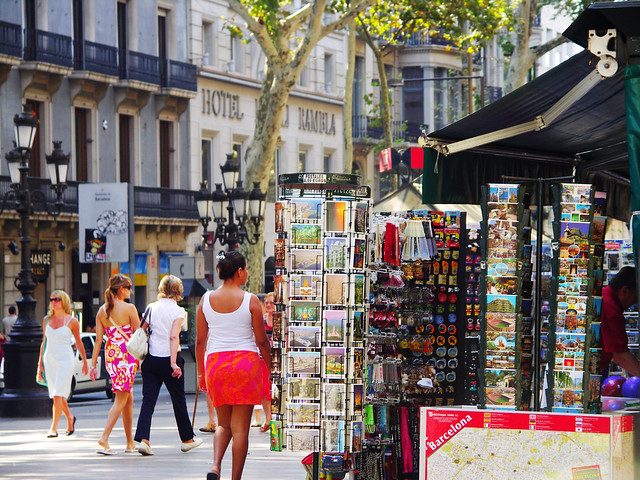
[161,59,197,91]
[352,115,406,142]
[405,31,455,48]
[0,177,198,220]
[24,29,72,67]
[74,40,119,77]
[120,50,160,85]
[0,21,21,57]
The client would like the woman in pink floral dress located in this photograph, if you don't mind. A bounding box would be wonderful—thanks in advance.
[89,274,140,454]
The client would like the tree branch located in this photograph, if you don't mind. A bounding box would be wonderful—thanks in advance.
[532,34,570,58]
[321,0,373,38]
[281,3,313,37]
[227,0,279,62]
[289,0,328,71]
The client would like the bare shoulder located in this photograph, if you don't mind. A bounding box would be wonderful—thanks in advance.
[249,293,262,310]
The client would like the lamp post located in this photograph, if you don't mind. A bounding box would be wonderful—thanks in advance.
[0,108,70,417]
[195,152,266,256]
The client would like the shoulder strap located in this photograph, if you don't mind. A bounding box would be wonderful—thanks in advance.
[107,315,131,342]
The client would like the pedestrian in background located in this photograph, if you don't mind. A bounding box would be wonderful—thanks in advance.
[1,305,17,342]
[196,251,272,480]
[37,290,88,437]
[134,275,203,456]
[90,274,140,455]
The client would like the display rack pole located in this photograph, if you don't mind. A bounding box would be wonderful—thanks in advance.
[503,175,573,411]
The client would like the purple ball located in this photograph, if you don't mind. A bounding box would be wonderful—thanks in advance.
[622,376,640,399]
[601,376,627,397]
[603,398,628,411]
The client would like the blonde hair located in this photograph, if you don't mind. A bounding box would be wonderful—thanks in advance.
[105,274,131,317]
[48,290,72,317]
[264,292,275,303]
[157,275,184,302]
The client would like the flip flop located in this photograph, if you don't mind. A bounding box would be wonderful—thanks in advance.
[66,416,76,436]
[259,423,270,433]
[96,447,117,455]
[124,448,138,454]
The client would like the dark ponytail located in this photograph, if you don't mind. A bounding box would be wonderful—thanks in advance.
[217,251,246,280]
[105,274,131,317]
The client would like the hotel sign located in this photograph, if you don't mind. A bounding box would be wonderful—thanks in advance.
[201,89,244,119]
[298,108,336,135]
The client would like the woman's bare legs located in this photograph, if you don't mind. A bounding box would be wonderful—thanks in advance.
[212,405,232,475]
[121,391,135,449]
[229,405,254,480]
[59,397,74,431]
[98,391,128,450]
[259,398,271,432]
[49,396,63,434]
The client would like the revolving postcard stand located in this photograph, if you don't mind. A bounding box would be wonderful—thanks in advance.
[270,173,371,476]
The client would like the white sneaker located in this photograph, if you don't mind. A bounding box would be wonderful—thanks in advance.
[181,437,203,452]
[138,442,154,456]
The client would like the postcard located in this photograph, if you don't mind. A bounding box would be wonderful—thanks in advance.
[325,274,347,305]
[487,258,517,276]
[351,384,364,411]
[287,402,320,426]
[485,312,516,333]
[287,428,319,452]
[290,300,321,323]
[288,351,321,375]
[287,378,320,401]
[486,294,517,314]
[351,421,363,452]
[560,221,590,246]
[352,238,366,270]
[271,383,283,414]
[323,347,346,379]
[290,249,322,272]
[272,312,283,342]
[272,348,282,377]
[352,311,365,342]
[485,372,516,407]
[291,224,322,246]
[274,274,286,303]
[592,216,606,244]
[275,202,286,232]
[290,199,322,222]
[323,310,346,343]
[554,371,584,390]
[487,203,517,221]
[350,347,364,379]
[288,326,321,349]
[290,274,322,298]
[274,238,286,268]
[324,237,348,270]
[485,333,516,370]
[325,201,349,232]
[553,388,583,410]
[353,202,368,233]
[322,383,346,416]
[486,276,518,295]
[351,274,366,305]
[322,420,345,452]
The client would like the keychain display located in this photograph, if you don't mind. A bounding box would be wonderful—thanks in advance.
[464,228,482,405]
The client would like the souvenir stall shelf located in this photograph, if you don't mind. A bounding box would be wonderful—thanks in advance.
[270,173,371,476]
[360,210,467,480]
[464,228,482,405]
[546,184,607,414]
[481,184,534,410]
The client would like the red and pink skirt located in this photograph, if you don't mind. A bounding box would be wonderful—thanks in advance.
[205,351,270,407]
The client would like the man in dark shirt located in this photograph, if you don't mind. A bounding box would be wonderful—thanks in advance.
[601,266,640,376]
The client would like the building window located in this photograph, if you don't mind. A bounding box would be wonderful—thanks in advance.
[159,120,173,188]
[402,66,423,133]
[298,63,309,88]
[117,1,128,75]
[202,139,212,184]
[74,107,90,182]
[323,153,332,173]
[119,114,132,183]
[203,21,215,66]
[158,11,167,62]
[298,151,307,172]
[324,53,334,93]
[353,56,364,116]
[232,142,243,165]
[230,35,242,72]
[24,100,42,177]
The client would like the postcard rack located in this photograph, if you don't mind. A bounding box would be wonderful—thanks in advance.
[270,173,371,470]
[480,183,534,410]
[545,183,607,413]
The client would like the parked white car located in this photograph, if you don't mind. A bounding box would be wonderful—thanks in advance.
[70,332,112,400]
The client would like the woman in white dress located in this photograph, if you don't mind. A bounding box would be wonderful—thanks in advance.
[37,290,88,437]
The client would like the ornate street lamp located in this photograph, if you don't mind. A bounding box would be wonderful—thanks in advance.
[0,108,69,417]
[195,153,266,250]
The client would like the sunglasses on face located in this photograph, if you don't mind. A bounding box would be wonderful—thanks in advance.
[50,297,62,303]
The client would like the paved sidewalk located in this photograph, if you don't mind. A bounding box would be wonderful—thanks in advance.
[0,384,305,479]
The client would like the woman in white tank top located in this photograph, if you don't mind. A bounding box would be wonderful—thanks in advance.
[196,251,272,480]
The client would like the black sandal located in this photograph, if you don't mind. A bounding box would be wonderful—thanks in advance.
[66,416,76,436]
[206,473,219,480]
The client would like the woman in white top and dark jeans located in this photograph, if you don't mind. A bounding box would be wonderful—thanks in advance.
[196,251,272,480]
[134,275,203,455]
